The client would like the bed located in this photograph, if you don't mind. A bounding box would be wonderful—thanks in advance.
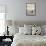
[11,21,46,46]
[11,33,46,46]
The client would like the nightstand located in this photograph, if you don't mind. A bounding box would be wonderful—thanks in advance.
[3,41,12,46]
[2,36,13,46]
[0,36,13,46]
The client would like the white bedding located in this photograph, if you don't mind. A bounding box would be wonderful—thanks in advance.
[11,33,46,46]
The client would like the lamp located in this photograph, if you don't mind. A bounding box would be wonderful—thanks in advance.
[5,20,12,35]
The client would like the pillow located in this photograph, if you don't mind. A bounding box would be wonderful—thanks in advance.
[32,26,41,35]
[24,27,32,35]
[42,25,46,32]
[42,25,46,28]
[8,26,19,36]
[19,27,25,34]
[19,27,32,35]
[40,25,45,35]
[36,27,41,35]
[42,25,46,35]
[24,24,32,29]
[32,27,37,35]
[24,24,32,35]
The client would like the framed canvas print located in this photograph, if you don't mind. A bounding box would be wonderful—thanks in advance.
[26,3,36,16]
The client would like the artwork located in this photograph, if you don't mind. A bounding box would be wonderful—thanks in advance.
[26,3,36,16]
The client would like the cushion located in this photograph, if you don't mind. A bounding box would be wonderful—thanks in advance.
[32,27,37,35]
[32,26,41,35]
[8,26,19,36]
[42,25,46,35]
[19,27,25,34]
[24,24,32,29]
[40,26,45,35]
[42,25,46,33]
[24,27,32,35]
[19,27,32,35]
[24,24,32,34]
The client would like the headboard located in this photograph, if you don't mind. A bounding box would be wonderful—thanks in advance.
[15,21,46,27]
[6,20,46,27]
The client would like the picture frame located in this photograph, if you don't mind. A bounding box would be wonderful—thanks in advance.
[26,3,36,16]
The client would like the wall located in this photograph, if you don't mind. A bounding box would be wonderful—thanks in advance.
[0,0,46,22]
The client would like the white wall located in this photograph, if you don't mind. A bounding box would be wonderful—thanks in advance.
[0,0,46,22]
